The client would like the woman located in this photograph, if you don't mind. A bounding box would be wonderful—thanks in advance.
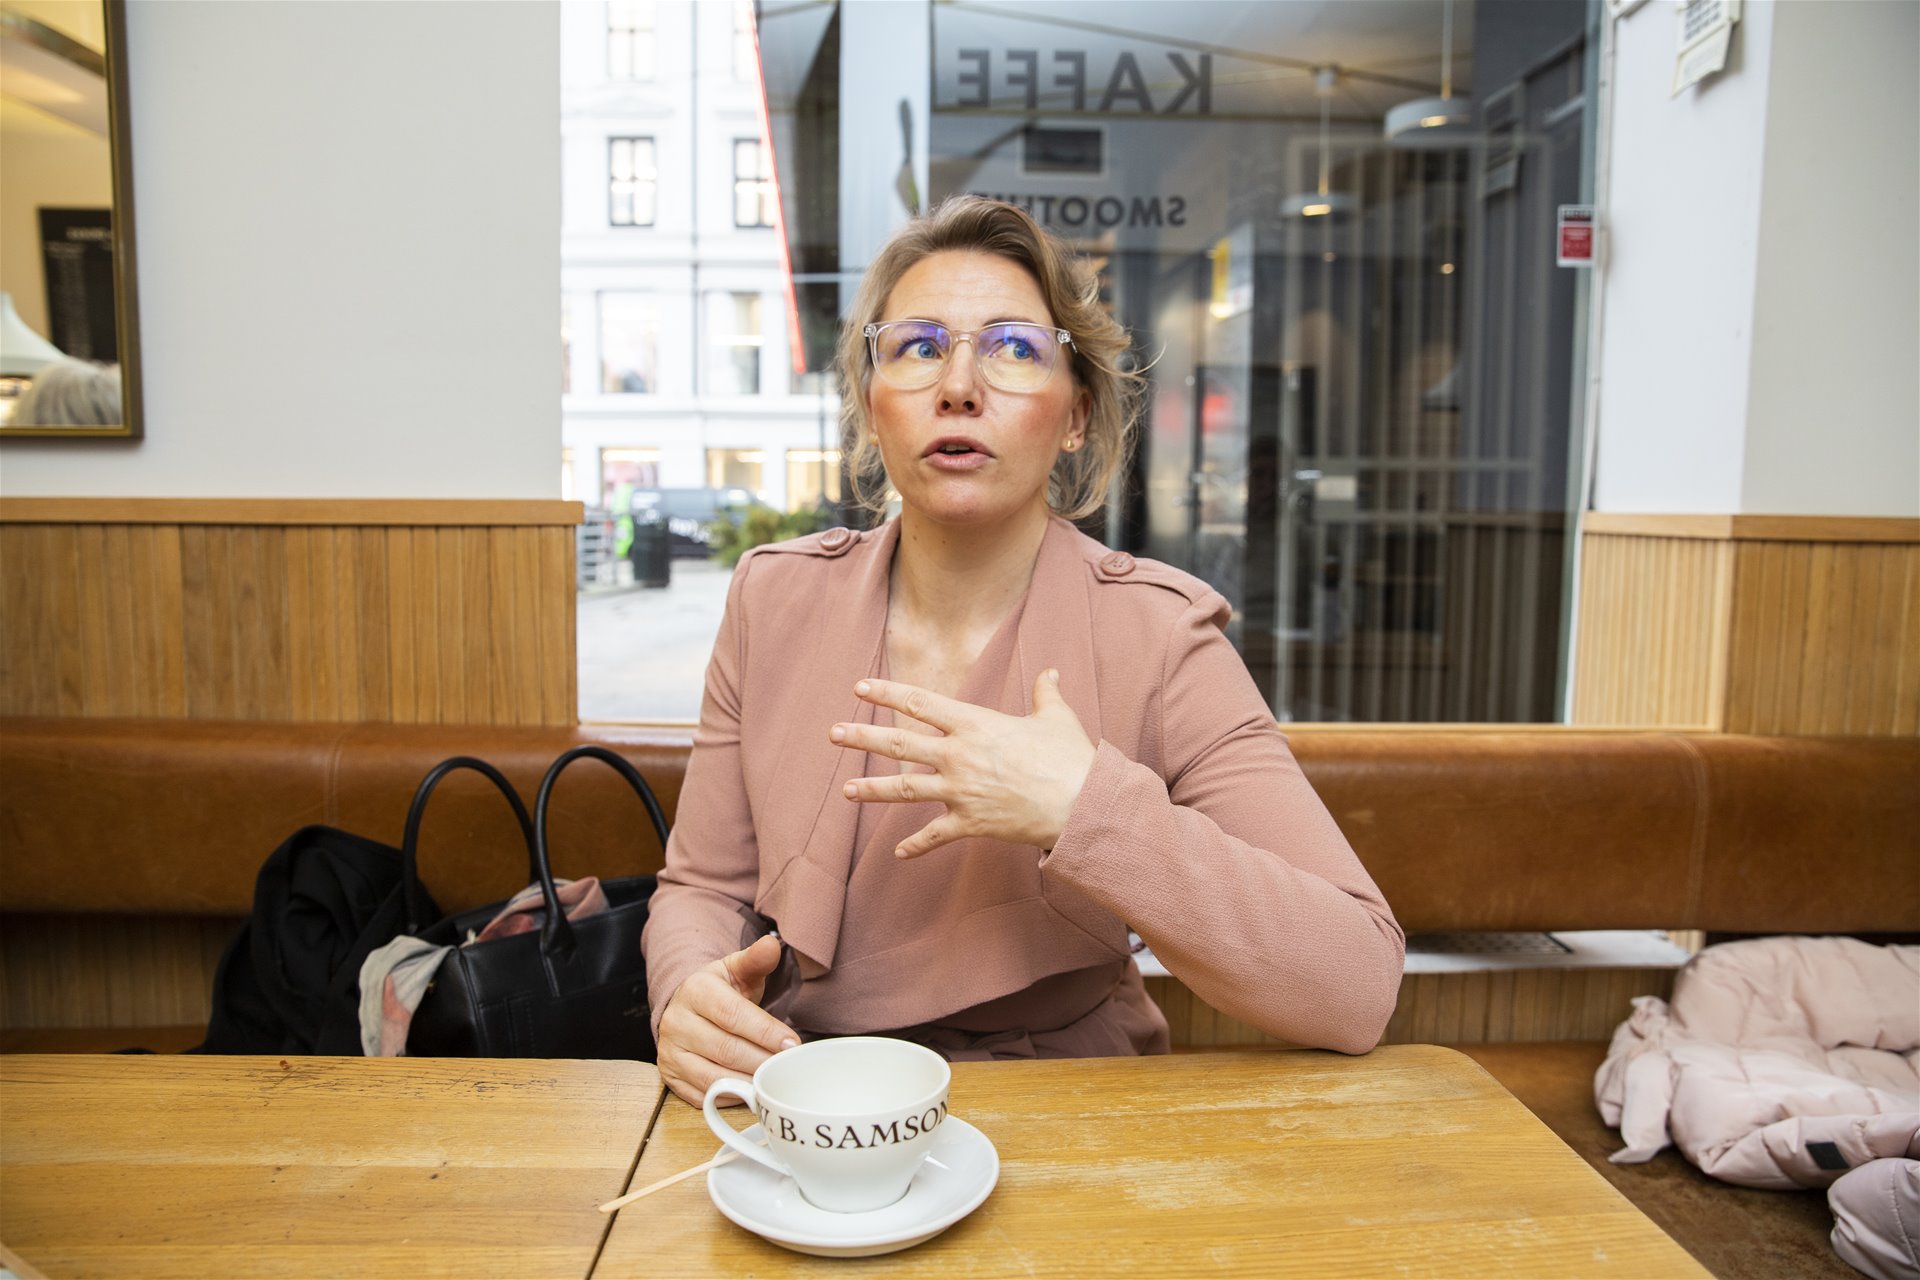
[643,196,1403,1106]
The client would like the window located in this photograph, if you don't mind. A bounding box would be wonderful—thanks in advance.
[1021,125,1104,177]
[609,137,657,227]
[599,293,659,393]
[786,449,842,512]
[733,139,776,228]
[705,291,763,395]
[738,0,1598,727]
[706,448,765,497]
[732,1,757,82]
[560,295,572,395]
[607,0,655,81]
[561,447,575,501]
[601,448,661,507]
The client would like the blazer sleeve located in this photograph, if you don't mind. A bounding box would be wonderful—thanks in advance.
[1039,592,1406,1053]
[640,551,766,1038]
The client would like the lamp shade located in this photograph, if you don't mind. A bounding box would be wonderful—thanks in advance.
[1280,191,1357,220]
[0,292,67,377]
[1384,95,1475,148]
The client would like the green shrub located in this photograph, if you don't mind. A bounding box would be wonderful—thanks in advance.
[707,504,838,568]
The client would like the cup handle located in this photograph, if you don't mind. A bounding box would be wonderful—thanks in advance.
[703,1078,789,1177]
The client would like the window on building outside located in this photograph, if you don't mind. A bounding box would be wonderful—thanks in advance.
[706,292,763,395]
[599,293,659,393]
[706,448,765,498]
[732,1,757,82]
[561,447,575,501]
[786,449,842,512]
[733,139,775,227]
[610,137,657,227]
[560,295,572,395]
[601,447,662,508]
[607,0,655,81]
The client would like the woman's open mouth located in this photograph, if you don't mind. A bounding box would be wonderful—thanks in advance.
[924,437,992,471]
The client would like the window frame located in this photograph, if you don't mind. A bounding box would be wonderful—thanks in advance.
[732,138,776,229]
[607,0,656,82]
[608,136,658,229]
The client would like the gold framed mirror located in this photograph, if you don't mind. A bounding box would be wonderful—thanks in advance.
[0,0,142,439]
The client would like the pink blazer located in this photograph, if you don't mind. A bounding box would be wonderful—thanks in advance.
[642,516,1405,1054]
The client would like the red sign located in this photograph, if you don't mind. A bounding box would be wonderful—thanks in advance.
[1557,205,1595,268]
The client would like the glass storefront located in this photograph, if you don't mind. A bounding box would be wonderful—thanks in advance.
[757,0,1592,723]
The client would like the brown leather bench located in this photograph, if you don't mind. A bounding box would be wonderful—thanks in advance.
[3,717,1915,1278]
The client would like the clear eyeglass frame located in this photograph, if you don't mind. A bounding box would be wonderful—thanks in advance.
[863,320,1075,392]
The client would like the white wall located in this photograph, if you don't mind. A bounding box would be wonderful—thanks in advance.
[1592,0,1918,517]
[1,1,560,499]
[1590,0,1775,514]
[1741,0,1920,517]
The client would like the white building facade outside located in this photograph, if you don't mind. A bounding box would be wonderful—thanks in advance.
[560,0,839,517]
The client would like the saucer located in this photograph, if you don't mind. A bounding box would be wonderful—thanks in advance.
[707,1117,999,1258]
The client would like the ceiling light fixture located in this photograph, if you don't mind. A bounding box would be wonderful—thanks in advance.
[1384,0,1474,149]
[1282,67,1355,220]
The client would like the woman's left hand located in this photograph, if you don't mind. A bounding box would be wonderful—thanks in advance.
[830,670,1097,858]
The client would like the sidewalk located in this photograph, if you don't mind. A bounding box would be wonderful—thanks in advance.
[577,560,733,722]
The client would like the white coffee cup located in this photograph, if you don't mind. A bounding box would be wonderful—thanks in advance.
[703,1036,952,1212]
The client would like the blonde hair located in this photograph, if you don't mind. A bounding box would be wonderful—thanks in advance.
[835,196,1142,522]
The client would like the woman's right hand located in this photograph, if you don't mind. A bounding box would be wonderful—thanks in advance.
[657,933,800,1106]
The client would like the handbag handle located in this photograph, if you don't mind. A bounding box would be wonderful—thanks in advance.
[530,744,671,963]
[400,756,537,934]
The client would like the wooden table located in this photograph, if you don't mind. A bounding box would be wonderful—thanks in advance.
[2,1048,1704,1278]
[0,1055,662,1279]
[597,1046,1708,1277]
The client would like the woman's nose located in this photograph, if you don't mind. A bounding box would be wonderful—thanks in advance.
[936,336,983,413]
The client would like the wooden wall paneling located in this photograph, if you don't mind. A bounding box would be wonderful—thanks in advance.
[518,528,550,726]
[1854,545,1896,734]
[151,524,188,715]
[433,528,465,722]
[1894,548,1920,735]
[354,527,390,721]
[99,525,136,715]
[77,524,113,714]
[547,528,577,724]
[385,528,416,723]
[45,525,83,715]
[1721,537,1767,733]
[2,529,44,714]
[2,501,582,724]
[0,916,234,1031]
[311,526,345,719]
[259,527,294,720]
[1147,968,1679,1049]
[1574,523,1920,735]
[1719,539,1920,735]
[1801,542,1841,733]
[284,526,317,719]
[334,526,366,721]
[487,528,516,725]
[1702,539,1734,730]
[410,525,442,724]
[461,527,493,723]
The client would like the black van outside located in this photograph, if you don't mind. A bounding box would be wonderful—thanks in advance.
[628,486,770,558]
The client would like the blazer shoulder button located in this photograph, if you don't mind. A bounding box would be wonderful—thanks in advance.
[818,527,853,554]
[1097,551,1135,578]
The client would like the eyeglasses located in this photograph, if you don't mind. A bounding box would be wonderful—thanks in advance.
[864,320,1074,392]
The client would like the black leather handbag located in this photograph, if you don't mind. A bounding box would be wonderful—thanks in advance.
[405,746,664,1061]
